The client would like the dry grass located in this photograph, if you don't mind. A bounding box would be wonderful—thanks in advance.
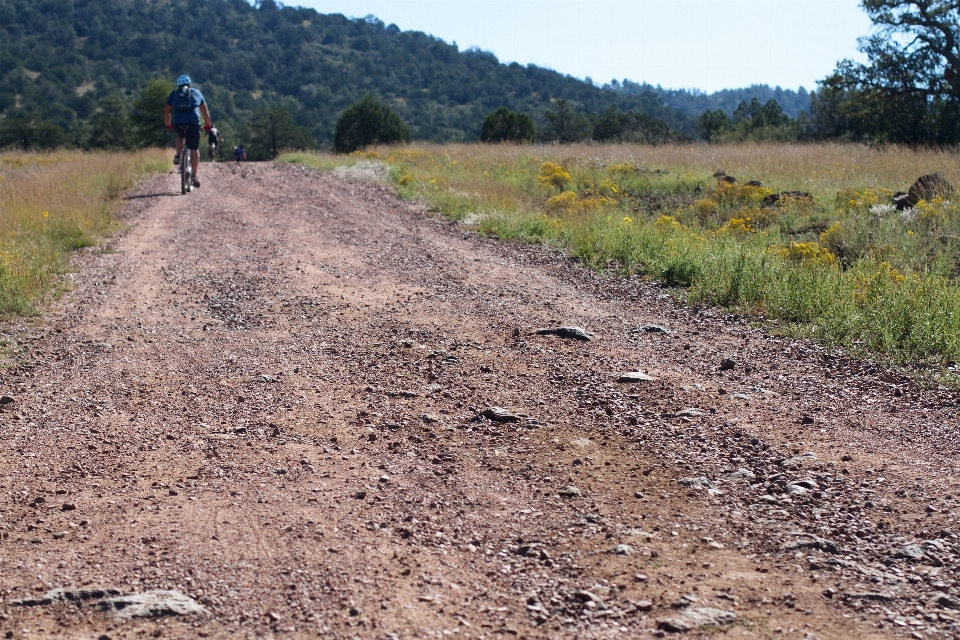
[0,150,168,314]
[283,143,960,368]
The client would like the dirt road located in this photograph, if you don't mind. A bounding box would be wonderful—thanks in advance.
[1,162,958,640]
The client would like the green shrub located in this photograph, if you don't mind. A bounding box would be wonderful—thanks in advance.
[245,106,315,160]
[333,94,411,153]
[479,108,535,143]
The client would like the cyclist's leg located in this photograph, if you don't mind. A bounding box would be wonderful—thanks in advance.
[174,133,185,164]
[183,124,202,186]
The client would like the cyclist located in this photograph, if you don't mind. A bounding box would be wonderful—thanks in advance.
[233,144,247,164]
[207,126,223,160]
[163,74,213,188]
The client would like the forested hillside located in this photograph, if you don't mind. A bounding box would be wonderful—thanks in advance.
[0,0,695,146]
[611,81,811,119]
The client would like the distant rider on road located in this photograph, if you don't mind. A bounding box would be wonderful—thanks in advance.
[234,145,247,164]
[163,74,213,188]
[207,126,223,159]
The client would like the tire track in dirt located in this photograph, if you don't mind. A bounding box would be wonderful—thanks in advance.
[0,162,956,639]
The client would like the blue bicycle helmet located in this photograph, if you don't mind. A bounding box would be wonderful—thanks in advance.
[176,74,191,87]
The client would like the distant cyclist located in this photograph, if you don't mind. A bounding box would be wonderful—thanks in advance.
[233,144,247,164]
[163,74,213,188]
[207,126,223,160]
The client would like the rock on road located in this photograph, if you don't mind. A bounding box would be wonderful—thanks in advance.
[0,162,958,639]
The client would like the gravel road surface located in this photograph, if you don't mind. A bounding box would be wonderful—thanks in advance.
[1,162,959,640]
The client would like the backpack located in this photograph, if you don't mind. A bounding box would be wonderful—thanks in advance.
[172,87,194,113]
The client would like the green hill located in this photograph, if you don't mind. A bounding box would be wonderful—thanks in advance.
[1,0,697,146]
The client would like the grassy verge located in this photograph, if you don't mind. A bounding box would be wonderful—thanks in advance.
[281,143,960,367]
[0,149,168,315]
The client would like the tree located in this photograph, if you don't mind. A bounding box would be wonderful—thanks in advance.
[592,106,674,143]
[131,78,176,148]
[333,94,411,153]
[86,95,133,150]
[697,99,798,142]
[697,110,732,142]
[811,0,960,143]
[479,107,535,143]
[0,116,68,150]
[247,106,315,160]
[540,99,592,143]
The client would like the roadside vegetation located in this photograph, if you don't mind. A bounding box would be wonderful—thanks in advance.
[0,150,167,315]
[284,142,960,367]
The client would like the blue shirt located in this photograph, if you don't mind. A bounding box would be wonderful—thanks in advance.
[166,87,206,125]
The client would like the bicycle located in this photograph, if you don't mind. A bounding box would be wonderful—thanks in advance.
[208,140,218,161]
[180,148,193,194]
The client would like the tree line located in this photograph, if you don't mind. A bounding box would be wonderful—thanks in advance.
[2,0,957,152]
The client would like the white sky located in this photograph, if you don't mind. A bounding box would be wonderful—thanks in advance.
[294,0,872,93]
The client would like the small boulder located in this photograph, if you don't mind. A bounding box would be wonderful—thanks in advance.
[481,407,521,423]
[909,172,954,204]
[535,326,594,341]
[677,476,714,490]
[763,191,813,208]
[895,172,955,210]
[896,543,926,561]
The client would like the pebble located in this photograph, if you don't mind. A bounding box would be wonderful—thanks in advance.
[617,371,656,383]
[632,324,668,334]
[613,544,633,555]
[719,358,736,371]
[0,396,14,404]
[558,486,581,497]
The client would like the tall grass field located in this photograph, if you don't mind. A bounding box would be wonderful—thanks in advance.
[0,150,167,315]
[284,143,960,368]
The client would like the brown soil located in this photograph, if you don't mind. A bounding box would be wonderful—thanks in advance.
[1,162,958,640]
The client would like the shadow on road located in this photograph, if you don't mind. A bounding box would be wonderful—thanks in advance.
[123,192,181,200]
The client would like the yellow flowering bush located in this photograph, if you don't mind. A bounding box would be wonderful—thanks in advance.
[774,241,836,265]
[854,261,907,306]
[608,162,639,174]
[713,182,772,207]
[656,215,684,230]
[692,198,717,217]
[914,195,949,222]
[578,196,617,211]
[538,162,571,190]
[546,191,579,211]
[598,178,621,196]
[398,174,414,186]
[718,216,755,235]
[836,187,894,211]
[818,221,846,256]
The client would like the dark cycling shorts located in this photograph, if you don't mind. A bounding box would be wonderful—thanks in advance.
[173,123,201,151]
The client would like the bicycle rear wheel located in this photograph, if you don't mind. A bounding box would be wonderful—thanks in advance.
[181,149,192,194]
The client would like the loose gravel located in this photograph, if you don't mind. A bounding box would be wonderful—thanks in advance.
[0,161,957,639]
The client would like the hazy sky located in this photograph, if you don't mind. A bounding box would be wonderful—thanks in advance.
[296,0,872,93]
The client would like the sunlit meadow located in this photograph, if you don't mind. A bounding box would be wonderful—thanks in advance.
[0,150,168,315]
[285,143,960,367]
